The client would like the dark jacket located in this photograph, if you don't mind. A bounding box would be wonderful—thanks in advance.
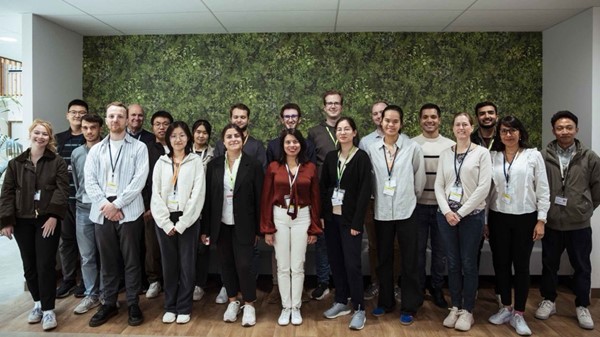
[0,148,70,227]
[55,128,85,155]
[202,154,264,245]
[143,141,165,210]
[128,128,155,144]
[542,139,600,231]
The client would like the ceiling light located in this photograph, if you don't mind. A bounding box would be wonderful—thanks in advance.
[0,37,18,42]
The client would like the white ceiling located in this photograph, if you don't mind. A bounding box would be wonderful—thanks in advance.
[0,0,599,36]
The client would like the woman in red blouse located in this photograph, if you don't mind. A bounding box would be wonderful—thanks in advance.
[260,128,321,326]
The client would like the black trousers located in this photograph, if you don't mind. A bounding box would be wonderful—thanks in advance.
[59,203,79,281]
[375,211,422,314]
[488,211,536,312]
[14,216,61,311]
[144,217,162,284]
[540,226,592,307]
[95,215,143,306]
[217,223,256,302]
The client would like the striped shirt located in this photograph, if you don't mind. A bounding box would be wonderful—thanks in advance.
[412,134,455,205]
[57,132,85,203]
[84,133,149,224]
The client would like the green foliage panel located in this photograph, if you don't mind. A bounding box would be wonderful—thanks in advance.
[83,32,542,147]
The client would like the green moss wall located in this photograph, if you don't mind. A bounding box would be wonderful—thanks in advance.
[83,32,542,146]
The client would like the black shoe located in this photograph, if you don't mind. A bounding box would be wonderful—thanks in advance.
[311,283,330,300]
[73,282,86,298]
[56,279,76,298]
[89,305,118,327]
[431,288,448,308]
[128,304,144,326]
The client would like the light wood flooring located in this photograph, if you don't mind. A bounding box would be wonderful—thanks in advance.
[0,283,598,337]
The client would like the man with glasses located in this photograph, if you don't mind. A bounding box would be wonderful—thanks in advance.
[55,99,88,299]
[143,110,174,299]
[126,104,154,144]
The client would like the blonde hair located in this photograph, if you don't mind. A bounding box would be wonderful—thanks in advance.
[453,112,474,126]
[29,119,57,153]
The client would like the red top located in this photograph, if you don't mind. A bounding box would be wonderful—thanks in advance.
[260,161,322,235]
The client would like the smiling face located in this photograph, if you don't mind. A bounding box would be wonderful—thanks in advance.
[231,108,249,131]
[453,114,473,141]
[81,120,101,144]
[283,134,301,158]
[30,124,50,149]
[66,104,88,129]
[323,94,343,120]
[371,102,387,127]
[335,119,357,145]
[381,109,402,137]
[280,108,301,130]
[169,126,188,153]
[127,104,144,132]
[499,124,520,150]
[420,108,440,135]
[476,105,497,130]
[194,124,209,147]
[552,117,578,149]
[152,116,171,142]
[223,127,243,153]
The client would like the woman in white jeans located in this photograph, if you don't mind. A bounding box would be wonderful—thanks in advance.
[260,128,321,326]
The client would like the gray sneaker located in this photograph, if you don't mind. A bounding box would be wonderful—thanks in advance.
[364,283,379,300]
[349,310,366,330]
[324,302,352,319]
[42,310,57,331]
[74,296,100,314]
[27,307,43,324]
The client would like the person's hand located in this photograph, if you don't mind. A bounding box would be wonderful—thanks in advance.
[41,217,57,238]
[350,229,361,236]
[167,227,177,236]
[143,210,152,223]
[200,234,210,245]
[107,210,124,222]
[483,224,490,240]
[0,225,14,240]
[265,234,274,246]
[445,212,461,226]
[100,202,121,221]
[307,235,317,244]
[533,220,545,241]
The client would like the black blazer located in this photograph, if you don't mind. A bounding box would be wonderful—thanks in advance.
[202,153,264,245]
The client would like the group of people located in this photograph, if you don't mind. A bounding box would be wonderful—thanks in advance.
[0,92,597,336]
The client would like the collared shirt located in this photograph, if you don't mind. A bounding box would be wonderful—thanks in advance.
[221,153,242,225]
[71,144,92,204]
[84,133,149,224]
[556,142,576,174]
[358,129,384,152]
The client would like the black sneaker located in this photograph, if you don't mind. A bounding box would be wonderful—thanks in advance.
[311,283,330,300]
[431,288,448,308]
[89,305,118,327]
[56,279,76,298]
[73,282,86,298]
[128,304,144,326]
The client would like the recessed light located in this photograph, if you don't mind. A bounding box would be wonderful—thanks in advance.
[0,37,18,42]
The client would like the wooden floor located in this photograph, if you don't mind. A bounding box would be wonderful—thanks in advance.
[0,283,598,337]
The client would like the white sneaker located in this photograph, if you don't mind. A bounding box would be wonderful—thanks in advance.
[28,307,43,324]
[42,310,57,331]
[454,310,474,331]
[576,306,594,330]
[176,314,190,324]
[534,300,556,320]
[74,296,100,314]
[223,301,240,322]
[193,286,205,301]
[510,313,532,336]
[146,281,161,299]
[278,308,291,326]
[291,307,302,325]
[162,312,176,323]
[215,286,228,304]
[489,307,512,325]
[443,306,459,328]
[241,305,256,327]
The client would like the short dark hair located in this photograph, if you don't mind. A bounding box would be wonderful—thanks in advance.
[151,110,174,125]
[551,110,578,127]
[165,121,193,157]
[335,116,359,147]
[68,99,88,112]
[474,101,497,115]
[278,128,308,164]
[192,119,212,139]
[322,90,344,106]
[221,123,244,141]
[229,103,250,118]
[419,103,441,118]
[491,116,531,151]
[81,113,104,128]
[280,103,302,118]
[382,105,404,124]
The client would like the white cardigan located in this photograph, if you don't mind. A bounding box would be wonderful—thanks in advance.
[151,152,206,234]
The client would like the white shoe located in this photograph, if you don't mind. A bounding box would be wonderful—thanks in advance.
[28,307,43,324]
[42,310,57,331]
[74,296,100,314]
[223,301,240,322]
[146,281,161,299]
[176,314,190,324]
[162,312,176,324]
[241,305,256,327]
[193,286,205,301]
[510,313,532,336]
[454,310,474,331]
[291,307,302,325]
[443,306,459,328]
[215,286,228,304]
[489,307,512,325]
[576,306,594,330]
[534,300,556,320]
[278,308,291,326]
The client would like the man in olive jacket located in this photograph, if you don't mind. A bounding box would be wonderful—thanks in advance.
[536,110,600,330]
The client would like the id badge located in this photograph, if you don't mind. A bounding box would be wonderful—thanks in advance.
[331,188,345,206]
[287,202,296,215]
[67,164,73,173]
[167,192,178,211]
[226,193,234,206]
[106,181,118,195]
[34,190,41,201]
[284,195,291,207]
[554,196,568,206]
[502,185,513,205]
[383,179,396,196]
[448,184,463,203]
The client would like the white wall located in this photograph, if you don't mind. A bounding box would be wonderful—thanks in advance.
[0,14,22,61]
[20,14,83,143]
[543,7,600,289]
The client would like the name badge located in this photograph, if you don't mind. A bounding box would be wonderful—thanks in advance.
[284,195,291,207]
[106,181,118,195]
[554,196,568,206]
[167,192,178,211]
[449,184,463,203]
[34,190,41,201]
[383,179,396,196]
[226,193,234,206]
[331,188,345,206]
[502,185,513,205]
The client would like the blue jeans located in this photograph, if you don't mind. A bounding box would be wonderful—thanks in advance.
[437,211,484,312]
[416,204,446,292]
[75,203,100,297]
[315,233,330,285]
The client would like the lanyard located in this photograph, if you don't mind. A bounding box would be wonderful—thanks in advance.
[477,129,494,150]
[108,141,123,179]
[382,144,398,180]
[503,150,520,185]
[325,125,339,148]
[194,146,208,160]
[285,163,301,195]
[336,146,355,187]
[171,160,181,190]
[453,143,470,185]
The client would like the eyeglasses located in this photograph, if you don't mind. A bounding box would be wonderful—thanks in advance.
[282,114,299,120]
[68,110,87,116]
[153,122,170,128]
[325,102,341,107]
[500,128,518,135]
